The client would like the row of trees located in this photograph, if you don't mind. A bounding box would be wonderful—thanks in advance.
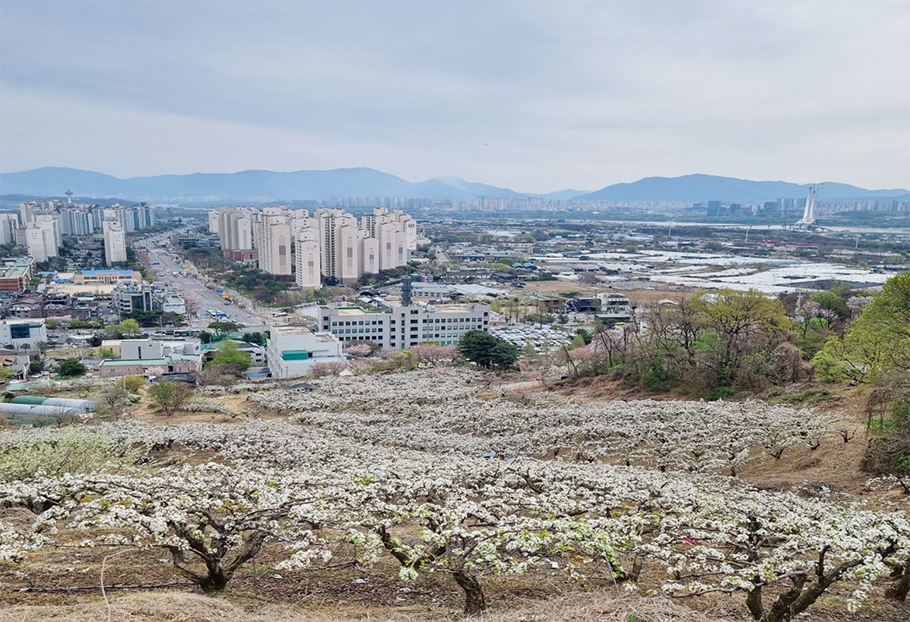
[1,421,906,620]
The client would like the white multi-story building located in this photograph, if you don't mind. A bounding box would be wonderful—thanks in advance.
[294,229,322,289]
[103,221,128,266]
[319,302,490,349]
[0,318,48,350]
[257,208,293,275]
[19,202,35,225]
[59,209,94,236]
[23,222,58,263]
[362,207,416,270]
[0,214,20,245]
[292,207,415,288]
[265,325,344,379]
[35,214,62,249]
[119,338,201,362]
[215,207,254,253]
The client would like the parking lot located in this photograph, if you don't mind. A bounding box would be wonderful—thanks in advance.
[489,324,573,351]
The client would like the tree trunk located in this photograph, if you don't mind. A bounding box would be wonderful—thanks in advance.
[746,583,763,620]
[761,574,806,622]
[168,547,230,593]
[453,570,486,615]
[886,558,910,601]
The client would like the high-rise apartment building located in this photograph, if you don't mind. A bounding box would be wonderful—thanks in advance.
[215,207,254,254]
[294,229,321,289]
[23,222,58,263]
[257,208,293,276]
[0,214,20,245]
[59,209,94,236]
[291,207,417,288]
[103,221,128,266]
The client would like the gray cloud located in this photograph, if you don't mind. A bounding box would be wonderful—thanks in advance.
[1,1,907,193]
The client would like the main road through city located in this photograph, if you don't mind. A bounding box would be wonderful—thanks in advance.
[134,233,272,330]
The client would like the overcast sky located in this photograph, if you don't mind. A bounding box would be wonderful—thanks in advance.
[1,1,908,193]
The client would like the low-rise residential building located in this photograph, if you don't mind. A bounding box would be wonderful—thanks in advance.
[99,338,203,377]
[318,302,490,349]
[119,338,201,362]
[99,358,200,377]
[265,326,344,379]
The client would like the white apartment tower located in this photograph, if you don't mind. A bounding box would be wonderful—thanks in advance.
[257,208,293,275]
[35,214,62,249]
[294,229,322,289]
[207,209,220,234]
[103,221,128,266]
[362,208,416,270]
[23,223,58,263]
[0,214,20,245]
[315,208,361,285]
[216,207,254,252]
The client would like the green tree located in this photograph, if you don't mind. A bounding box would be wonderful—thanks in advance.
[209,340,252,372]
[241,332,264,346]
[57,358,87,377]
[198,331,213,344]
[121,318,142,338]
[208,321,242,335]
[809,290,850,322]
[149,381,194,417]
[689,289,791,387]
[98,348,115,358]
[458,330,519,370]
[813,271,910,383]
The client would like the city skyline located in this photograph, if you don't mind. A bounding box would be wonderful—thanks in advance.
[1,2,908,193]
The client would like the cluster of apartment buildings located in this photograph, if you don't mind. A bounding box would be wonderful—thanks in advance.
[8,201,156,265]
[209,206,417,286]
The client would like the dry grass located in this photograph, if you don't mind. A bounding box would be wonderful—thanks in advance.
[4,589,906,622]
[0,590,739,622]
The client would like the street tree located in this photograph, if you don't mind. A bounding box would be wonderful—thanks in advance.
[208,321,243,335]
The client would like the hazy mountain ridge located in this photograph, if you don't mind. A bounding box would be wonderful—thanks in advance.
[576,174,909,203]
[0,168,906,203]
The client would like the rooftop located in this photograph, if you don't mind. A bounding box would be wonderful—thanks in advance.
[0,258,35,280]
[336,307,382,316]
[100,358,169,366]
[271,325,317,336]
[81,270,135,276]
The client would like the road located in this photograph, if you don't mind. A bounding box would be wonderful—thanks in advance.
[135,233,271,331]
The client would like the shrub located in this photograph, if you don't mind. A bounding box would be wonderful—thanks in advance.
[706,386,738,401]
[309,362,348,377]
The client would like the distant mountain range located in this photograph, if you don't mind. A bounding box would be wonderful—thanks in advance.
[0,167,906,204]
[575,174,910,203]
